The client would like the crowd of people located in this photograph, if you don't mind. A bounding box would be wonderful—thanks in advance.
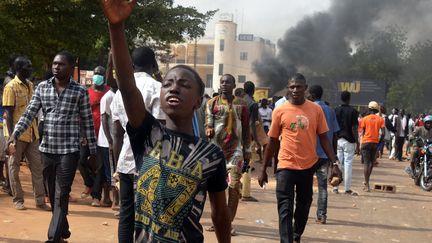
[0,1,432,243]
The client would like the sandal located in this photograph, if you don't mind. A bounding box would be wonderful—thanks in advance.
[205,225,215,232]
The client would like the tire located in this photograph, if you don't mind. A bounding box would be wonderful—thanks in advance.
[420,173,432,191]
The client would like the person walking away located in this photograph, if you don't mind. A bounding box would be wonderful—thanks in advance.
[333,91,359,194]
[258,73,339,243]
[3,56,49,211]
[205,74,251,235]
[309,85,340,224]
[103,1,231,242]
[359,101,385,192]
[242,81,263,201]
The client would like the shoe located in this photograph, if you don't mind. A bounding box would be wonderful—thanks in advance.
[36,204,51,211]
[14,202,27,210]
[81,187,92,199]
[114,211,120,218]
[315,218,326,224]
[332,188,339,194]
[231,227,237,236]
[241,196,258,202]
[111,204,120,211]
[345,190,358,196]
[91,198,101,207]
[205,225,215,232]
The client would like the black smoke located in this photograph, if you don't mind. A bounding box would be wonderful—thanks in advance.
[254,0,432,94]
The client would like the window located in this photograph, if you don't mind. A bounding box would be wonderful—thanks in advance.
[206,74,213,88]
[219,39,225,51]
[240,52,248,61]
[218,64,224,76]
[238,75,246,83]
[207,50,214,64]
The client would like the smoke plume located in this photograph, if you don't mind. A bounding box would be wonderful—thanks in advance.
[254,0,432,94]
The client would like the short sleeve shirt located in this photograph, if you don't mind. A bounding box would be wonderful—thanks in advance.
[98,90,115,147]
[268,100,328,170]
[360,114,385,143]
[111,72,166,174]
[127,113,227,243]
[315,101,340,158]
[2,76,39,142]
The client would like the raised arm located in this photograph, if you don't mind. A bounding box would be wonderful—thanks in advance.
[101,0,146,128]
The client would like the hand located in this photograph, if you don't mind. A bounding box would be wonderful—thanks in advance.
[80,137,88,146]
[87,154,98,173]
[6,136,17,155]
[355,143,360,155]
[205,127,215,138]
[100,0,137,25]
[258,170,268,188]
[241,160,250,173]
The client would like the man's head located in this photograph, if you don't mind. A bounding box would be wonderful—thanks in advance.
[368,101,380,114]
[244,81,255,96]
[261,98,268,108]
[341,91,351,104]
[220,74,236,96]
[400,109,405,117]
[13,56,33,80]
[93,66,106,87]
[160,65,204,121]
[287,73,307,105]
[131,47,158,74]
[52,51,75,81]
[308,85,323,102]
[424,115,432,130]
[392,108,399,115]
[234,88,245,98]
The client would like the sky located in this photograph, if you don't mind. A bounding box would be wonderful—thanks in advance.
[175,0,331,43]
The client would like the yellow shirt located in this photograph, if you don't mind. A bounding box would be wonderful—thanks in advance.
[2,76,39,142]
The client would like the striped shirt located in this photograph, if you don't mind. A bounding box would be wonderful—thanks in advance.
[13,78,96,154]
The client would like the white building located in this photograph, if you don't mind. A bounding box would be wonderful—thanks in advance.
[161,13,276,94]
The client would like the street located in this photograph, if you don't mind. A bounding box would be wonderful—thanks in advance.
[1,153,432,243]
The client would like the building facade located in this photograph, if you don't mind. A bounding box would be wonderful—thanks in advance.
[160,13,276,94]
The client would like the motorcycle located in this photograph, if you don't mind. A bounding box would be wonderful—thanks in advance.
[412,138,432,191]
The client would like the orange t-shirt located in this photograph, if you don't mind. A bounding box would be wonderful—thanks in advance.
[268,100,329,170]
[360,113,384,143]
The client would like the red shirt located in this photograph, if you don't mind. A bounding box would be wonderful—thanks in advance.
[88,86,110,138]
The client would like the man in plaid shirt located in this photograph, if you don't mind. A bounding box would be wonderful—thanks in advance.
[8,51,97,243]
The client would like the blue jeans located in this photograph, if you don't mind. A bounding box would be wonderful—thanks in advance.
[276,168,314,243]
[337,138,356,191]
[314,158,330,220]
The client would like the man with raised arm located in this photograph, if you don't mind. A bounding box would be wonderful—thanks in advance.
[101,1,231,242]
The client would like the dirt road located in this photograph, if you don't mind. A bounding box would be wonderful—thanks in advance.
[1,154,432,243]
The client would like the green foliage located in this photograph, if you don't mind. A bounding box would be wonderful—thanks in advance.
[0,0,215,77]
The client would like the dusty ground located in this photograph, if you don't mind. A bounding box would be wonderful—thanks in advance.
[1,152,432,243]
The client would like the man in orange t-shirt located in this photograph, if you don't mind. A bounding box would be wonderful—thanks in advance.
[258,73,339,243]
[359,101,385,192]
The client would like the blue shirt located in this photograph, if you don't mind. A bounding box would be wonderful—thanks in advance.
[315,100,340,158]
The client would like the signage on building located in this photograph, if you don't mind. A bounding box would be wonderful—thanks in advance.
[337,80,386,105]
[308,78,386,106]
[80,70,94,86]
[238,34,254,41]
[219,13,233,21]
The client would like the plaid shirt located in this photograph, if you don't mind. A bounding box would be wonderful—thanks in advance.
[13,78,96,154]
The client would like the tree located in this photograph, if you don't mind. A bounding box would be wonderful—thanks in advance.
[0,0,215,77]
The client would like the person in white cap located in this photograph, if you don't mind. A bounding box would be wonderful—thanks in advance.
[359,101,385,191]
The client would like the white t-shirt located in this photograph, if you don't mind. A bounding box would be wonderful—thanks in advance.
[97,90,115,148]
[111,72,166,174]
[258,107,272,128]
